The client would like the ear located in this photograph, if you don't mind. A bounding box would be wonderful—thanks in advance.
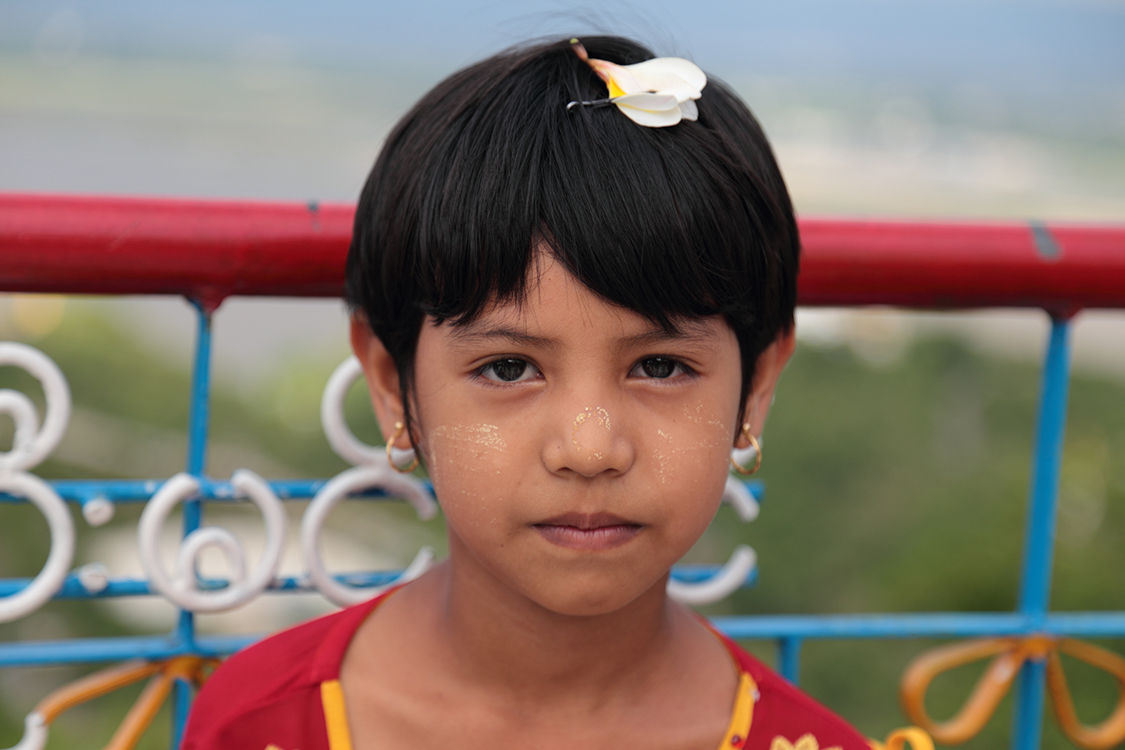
[737,326,796,447]
[349,313,405,445]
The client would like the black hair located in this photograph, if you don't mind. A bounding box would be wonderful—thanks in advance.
[346,35,799,439]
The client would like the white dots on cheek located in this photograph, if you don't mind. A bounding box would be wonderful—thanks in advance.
[682,402,705,424]
[425,424,512,529]
[427,423,507,475]
[680,403,733,445]
[652,428,674,485]
[648,419,731,489]
[472,423,507,450]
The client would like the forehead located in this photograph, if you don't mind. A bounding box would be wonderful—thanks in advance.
[442,255,729,348]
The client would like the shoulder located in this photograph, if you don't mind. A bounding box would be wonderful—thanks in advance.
[181,596,383,750]
[722,637,871,750]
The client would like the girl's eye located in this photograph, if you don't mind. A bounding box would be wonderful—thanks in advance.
[631,357,688,379]
[479,358,540,383]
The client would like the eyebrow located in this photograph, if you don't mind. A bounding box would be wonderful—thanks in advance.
[446,319,719,351]
[618,322,719,349]
[446,326,561,350]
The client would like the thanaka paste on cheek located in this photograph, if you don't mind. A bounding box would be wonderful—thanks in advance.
[425,423,508,511]
[683,401,730,435]
[426,423,512,533]
[651,411,731,488]
[428,423,506,470]
[653,428,673,485]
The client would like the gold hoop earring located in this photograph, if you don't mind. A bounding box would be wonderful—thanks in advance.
[730,423,762,476]
[386,421,420,474]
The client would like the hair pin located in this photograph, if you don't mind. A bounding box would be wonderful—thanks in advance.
[565,97,616,110]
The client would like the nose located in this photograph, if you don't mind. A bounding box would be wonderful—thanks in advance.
[543,403,634,478]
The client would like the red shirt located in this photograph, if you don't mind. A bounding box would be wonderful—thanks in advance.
[182,593,871,750]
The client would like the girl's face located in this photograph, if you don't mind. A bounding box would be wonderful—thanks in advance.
[355,254,791,617]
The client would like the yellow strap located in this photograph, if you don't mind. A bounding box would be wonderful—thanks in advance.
[318,667,755,750]
[320,680,354,750]
[716,672,757,748]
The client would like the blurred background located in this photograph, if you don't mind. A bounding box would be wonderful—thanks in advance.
[0,1,1123,747]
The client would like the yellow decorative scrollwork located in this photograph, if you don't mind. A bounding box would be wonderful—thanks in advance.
[868,727,934,750]
[3,656,219,750]
[900,635,1125,749]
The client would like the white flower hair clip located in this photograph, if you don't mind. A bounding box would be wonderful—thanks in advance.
[567,40,706,128]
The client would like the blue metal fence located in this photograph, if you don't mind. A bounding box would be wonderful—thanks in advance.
[0,297,774,747]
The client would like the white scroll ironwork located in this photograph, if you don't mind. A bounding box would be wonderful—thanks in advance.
[321,356,415,470]
[80,497,115,527]
[0,343,75,623]
[7,711,47,750]
[0,341,754,619]
[300,465,436,606]
[137,470,286,613]
[302,357,438,606]
[665,476,760,606]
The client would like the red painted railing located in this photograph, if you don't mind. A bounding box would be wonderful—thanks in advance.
[2,193,1124,313]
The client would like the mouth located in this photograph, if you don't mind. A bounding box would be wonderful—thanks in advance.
[533,512,642,551]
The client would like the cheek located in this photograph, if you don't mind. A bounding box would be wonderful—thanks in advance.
[649,407,732,487]
[426,422,508,468]
[649,407,734,550]
[423,422,512,524]
[682,400,734,437]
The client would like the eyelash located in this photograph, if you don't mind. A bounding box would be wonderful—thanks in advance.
[472,356,697,385]
[474,358,542,384]
[629,356,697,381]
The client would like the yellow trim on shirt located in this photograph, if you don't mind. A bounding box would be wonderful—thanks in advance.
[717,671,757,748]
[321,679,353,750]
[318,669,756,750]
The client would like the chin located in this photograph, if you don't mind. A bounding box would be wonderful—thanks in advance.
[521,573,665,618]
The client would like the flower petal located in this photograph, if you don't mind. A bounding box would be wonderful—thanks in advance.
[625,69,699,102]
[614,94,683,127]
[624,57,707,95]
[615,105,683,127]
[613,92,681,111]
[573,47,706,127]
[587,59,643,97]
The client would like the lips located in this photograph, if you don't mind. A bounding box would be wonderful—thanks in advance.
[533,512,642,551]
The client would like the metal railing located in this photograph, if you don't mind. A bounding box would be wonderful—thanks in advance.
[2,192,1124,750]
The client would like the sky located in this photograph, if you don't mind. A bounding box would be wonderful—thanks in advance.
[3,0,1123,204]
[3,0,1124,90]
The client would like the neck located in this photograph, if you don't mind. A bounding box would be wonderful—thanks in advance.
[428,541,685,704]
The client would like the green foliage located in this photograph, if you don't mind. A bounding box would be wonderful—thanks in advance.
[696,338,1125,748]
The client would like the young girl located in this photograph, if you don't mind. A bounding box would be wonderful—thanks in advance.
[183,35,873,750]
